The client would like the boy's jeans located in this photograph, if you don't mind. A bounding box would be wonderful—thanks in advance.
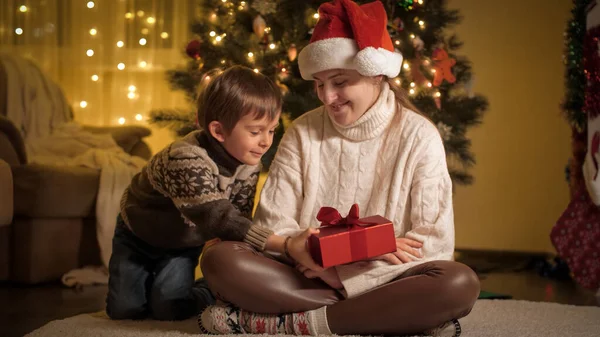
[106,215,209,320]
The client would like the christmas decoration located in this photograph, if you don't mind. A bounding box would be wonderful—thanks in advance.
[562,0,594,132]
[432,45,456,86]
[185,39,202,59]
[583,25,600,120]
[392,17,404,31]
[288,44,298,61]
[436,122,452,141]
[253,15,267,38]
[252,0,278,15]
[397,0,419,10]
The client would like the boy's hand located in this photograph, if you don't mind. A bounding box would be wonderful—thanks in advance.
[288,228,323,272]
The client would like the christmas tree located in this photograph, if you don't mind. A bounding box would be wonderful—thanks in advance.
[149,0,487,185]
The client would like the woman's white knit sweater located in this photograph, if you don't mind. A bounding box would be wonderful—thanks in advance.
[254,83,455,298]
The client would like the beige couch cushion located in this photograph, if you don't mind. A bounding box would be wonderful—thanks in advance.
[13,164,99,218]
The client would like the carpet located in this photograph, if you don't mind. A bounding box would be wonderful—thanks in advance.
[26,300,600,337]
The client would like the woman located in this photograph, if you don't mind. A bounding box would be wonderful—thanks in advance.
[199,0,480,335]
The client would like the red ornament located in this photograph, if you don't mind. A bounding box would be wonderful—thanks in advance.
[432,46,456,86]
[185,39,202,59]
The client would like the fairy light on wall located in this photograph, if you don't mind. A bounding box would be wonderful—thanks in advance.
[86,49,94,57]
[91,74,99,81]
[160,32,169,39]
[139,38,147,46]
[15,28,23,35]
[19,5,28,12]
[87,1,95,9]
[89,28,97,36]
[117,63,125,70]
[116,40,124,48]
[80,101,88,108]
[118,117,126,125]
[135,114,143,121]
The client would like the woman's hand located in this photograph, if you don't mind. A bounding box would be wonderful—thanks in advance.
[370,237,423,265]
[287,228,324,272]
[297,265,343,289]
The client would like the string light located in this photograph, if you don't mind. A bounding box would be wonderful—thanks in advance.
[139,61,147,68]
[86,49,94,57]
[248,52,254,58]
[410,34,415,39]
[313,13,319,19]
[139,38,147,46]
[410,82,416,87]
[141,28,149,35]
[91,74,99,81]
[253,68,259,73]
[125,12,133,19]
[146,17,156,24]
[116,40,124,48]
[395,79,401,85]
[427,82,432,87]
[15,28,23,35]
[19,5,28,12]
[89,28,97,36]
[215,36,222,42]
[431,69,436,74]
[209,31,216,37]
[117,63,125,70]
[87,1,95,9]
[409,89,415,95]
[220,60,226,64]
[403,63,410,70]
[434,91,441,97]
[418,20,425,28]
[118,117,126,125]
[395,40,400,46]
[160,32,169,39]
[269,43,276,50]
[137,10,144,17]
[135,114,143,121]
[128,85,137,92]
[127,92,136,99]
[80,101,88,108]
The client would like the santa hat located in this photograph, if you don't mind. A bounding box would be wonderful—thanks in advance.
[298,0,403,80]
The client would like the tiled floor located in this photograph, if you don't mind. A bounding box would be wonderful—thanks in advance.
[1,253,598,337]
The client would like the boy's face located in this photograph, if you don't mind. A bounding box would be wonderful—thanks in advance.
[220,111,280,166]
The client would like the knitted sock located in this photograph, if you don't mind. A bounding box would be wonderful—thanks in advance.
[423,319,462,337]
[198,303,331,335]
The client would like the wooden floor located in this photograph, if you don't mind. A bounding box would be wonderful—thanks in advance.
[1,254,598,337]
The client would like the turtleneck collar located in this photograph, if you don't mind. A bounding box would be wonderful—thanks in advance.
[329,81,396,141]
[196,130,242,176]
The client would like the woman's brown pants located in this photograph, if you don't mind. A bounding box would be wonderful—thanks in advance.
[201,241,480,335]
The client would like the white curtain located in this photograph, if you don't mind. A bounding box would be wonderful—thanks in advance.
[0,0,197,149]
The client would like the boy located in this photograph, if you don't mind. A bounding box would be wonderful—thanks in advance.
[106,66,281,321]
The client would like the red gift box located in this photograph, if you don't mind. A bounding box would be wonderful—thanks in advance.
[308,204,396,268]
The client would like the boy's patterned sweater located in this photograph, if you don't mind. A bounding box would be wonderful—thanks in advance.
[120,131,272,250]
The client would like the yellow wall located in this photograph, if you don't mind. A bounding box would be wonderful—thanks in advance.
[449,0,572,253]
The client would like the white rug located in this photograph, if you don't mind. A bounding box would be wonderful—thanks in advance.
[26,300,600,337]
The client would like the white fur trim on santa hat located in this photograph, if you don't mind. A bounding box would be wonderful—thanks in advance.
[298,37,403,80]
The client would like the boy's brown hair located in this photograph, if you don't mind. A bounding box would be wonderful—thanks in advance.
[197,66,282,132]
